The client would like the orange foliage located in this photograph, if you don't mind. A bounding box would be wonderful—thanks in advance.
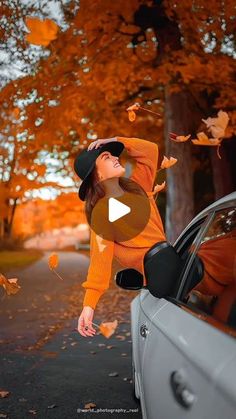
[25,17,59,46]
[0,0,235,243]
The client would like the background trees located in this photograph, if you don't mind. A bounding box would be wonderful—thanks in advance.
[0,0,235,245]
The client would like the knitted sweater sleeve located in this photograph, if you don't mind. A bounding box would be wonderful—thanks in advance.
[116,136,159,193]
[81,226,114,310]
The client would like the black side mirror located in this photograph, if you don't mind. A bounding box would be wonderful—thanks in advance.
[115,268,144,290]
[144,241,184,298]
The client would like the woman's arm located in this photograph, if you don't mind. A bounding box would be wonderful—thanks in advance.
[116,136,159,193]
[81,227,115,310]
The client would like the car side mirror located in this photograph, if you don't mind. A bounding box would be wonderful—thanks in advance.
[115,268,145,290]
[144,241,185,298]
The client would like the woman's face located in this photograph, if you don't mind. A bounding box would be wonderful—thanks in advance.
[95,151,125,181]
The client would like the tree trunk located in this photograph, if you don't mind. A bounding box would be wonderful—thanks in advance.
[164,87,205,243]
[210,140,235,200]
[2,199,17,241]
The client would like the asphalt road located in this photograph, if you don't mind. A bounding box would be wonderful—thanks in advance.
[0,251,142,418]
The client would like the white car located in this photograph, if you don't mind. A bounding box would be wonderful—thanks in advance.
[116,191,236,419]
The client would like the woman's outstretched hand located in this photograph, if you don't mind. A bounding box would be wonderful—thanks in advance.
[87,137,117,151]
[77,306,96,337]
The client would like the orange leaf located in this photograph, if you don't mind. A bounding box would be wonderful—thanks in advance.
[153,181,166,193]
[169,132,191,142]
[128,110,136,122]
[191,132,221,146]
[48,253,59,270]
[148,182,166,196]
[202,110,229,139]
[160,156,178,169]
[99,319,118,338]
[25,17,59,47]
[0,273,21,296]
[126,102,141,112]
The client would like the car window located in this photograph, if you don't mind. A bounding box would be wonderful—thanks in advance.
[178,207,236,337]
[171,215,210,297]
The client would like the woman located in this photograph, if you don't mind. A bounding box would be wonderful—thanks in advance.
[73,136,166,337]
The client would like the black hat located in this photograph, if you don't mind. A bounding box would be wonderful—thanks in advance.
[73,141,125,201]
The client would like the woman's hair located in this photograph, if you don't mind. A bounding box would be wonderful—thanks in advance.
[84,167,148,225]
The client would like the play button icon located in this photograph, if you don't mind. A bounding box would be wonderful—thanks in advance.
[88,178,151,242]
[108,198,131,222]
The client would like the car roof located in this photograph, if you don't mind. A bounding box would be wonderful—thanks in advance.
[174,191,236,245]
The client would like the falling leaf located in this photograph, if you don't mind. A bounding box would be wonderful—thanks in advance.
[48,253,59,270]
[0,274,21,296]
[153,181,166,194]
[47,254,64,280]
[191,132,221,146]
[99,319,118,338]
[126,102,161,122]
[169,132,191,142]
[25,17,59,47]
[160,156,178,169]
[202,110,229,139]
[128,110,136,122]
[126,102,141,112]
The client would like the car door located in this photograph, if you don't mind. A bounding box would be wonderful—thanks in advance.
[131,289,168,405]
[141,206,236,419]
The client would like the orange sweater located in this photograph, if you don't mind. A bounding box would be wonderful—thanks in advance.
[82,137,166,309]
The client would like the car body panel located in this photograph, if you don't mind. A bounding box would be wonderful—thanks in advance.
[141,301,236,419]
[131,192,236,419]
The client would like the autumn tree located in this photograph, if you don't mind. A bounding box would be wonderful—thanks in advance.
[0,0,235,243]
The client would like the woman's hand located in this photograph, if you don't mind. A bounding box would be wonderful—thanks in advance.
[87,137,117,151]
[77,306,96,337]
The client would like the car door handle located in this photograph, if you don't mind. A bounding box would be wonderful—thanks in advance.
[170,370,196,409]
[140,324,148,338]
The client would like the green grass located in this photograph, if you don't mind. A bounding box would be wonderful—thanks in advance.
[0,249,44,272]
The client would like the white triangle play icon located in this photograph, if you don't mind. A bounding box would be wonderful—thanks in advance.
[108,197,131,222]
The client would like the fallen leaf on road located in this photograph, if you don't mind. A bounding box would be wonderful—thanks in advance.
[0,390,10,398]
[115,335,126,341]
[47,404,58,409]
[108,372,119,377]
[84,402,96,409]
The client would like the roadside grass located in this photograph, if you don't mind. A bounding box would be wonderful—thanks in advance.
[0,249,44,272]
